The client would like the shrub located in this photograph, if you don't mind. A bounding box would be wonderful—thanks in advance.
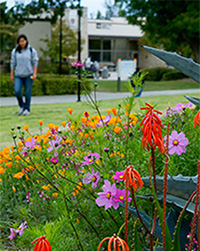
[141,67,172,81]
[0,74,91,97]
[162,69,186,80]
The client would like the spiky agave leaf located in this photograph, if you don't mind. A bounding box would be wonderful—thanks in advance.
[141,45,200,83]
[184,95,200,106]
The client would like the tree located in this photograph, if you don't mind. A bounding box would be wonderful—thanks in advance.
[104,0,120,19]
[0,2,22,65]
[115,0,200,62]
[40,20,78,63]
[96,10,102,20]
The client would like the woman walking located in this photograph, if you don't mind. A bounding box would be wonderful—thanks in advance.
[10,34,38,115]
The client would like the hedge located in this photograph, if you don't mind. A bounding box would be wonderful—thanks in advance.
[0,74,91,97]
[141,67,186,81]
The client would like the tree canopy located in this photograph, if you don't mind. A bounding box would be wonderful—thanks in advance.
[116,0,200,62]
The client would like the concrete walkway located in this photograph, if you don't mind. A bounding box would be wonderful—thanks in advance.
[0,89,199,107]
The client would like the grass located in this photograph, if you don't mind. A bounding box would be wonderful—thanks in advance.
[0,92,199,149]
[90,79,199,92]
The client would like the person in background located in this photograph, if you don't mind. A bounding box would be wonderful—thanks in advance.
[10,34,38,116]
[85,57,92,71]
[93,60,99,79]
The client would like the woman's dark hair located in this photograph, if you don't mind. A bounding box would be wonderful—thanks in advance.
[15,34,29,53]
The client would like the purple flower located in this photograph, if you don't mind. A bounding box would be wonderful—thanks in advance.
[50,157,59,164]
[8,221,27,240]
[8,228,17,240]
[164,130,189,155]
[113,189,132,203]
[97,115,111,127]
[82,167,100,189]
[95,180,119,210]
[171,102,192,113]
[81,152,100,165]
[47,136,62,152]
[113,171,124,183]
[21,138,37,155]
[165,108,171,118]
[17,221,27,236]
[104,147,109,152]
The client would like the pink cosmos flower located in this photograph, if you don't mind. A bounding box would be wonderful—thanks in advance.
[113,170,124,183]
[113,189,132,203]
[50,157,59,164]
[17,221,27,236]
[47,136,62,152]
[81,152,100,165]
[8,221,27,240]
[95,180,119,210]
[73,61,85,66]
[82,167,100,189]
[171,102,192,113]
[9,228,17,240]
[164,130,189,155]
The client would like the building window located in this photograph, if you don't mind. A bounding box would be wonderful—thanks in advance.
[89,40,101,50]
[103,52,111,62]
[96,23,101,29]
[103,40,111,50]
[89,51,101,62]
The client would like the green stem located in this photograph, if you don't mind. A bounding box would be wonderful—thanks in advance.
[163,122,170,251]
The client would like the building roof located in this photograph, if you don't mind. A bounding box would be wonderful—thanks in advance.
[88,17,143,38]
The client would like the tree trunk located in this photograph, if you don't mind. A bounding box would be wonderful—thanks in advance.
[189,39,200,63]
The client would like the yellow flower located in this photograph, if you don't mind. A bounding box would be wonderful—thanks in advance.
[39,120,43,126]
[14,172,24,179]
[48,123,55,130]
[42,184,51,191]
[23,125,29,131]
[52,192,58,198]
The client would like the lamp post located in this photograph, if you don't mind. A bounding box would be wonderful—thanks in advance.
[59,15,62,75]
[77,0,81,102]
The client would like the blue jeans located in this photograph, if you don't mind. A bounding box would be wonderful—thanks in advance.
[14,75,33,112]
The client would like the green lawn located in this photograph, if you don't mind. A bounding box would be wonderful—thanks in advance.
[1,92,199,149]
[91,79,199,92]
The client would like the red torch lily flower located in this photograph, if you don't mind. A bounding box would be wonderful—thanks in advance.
[193,110,200,128]
[140,103,164,152]
[97,234,129,251]
[123,165,143,192]
[31,236,52,251]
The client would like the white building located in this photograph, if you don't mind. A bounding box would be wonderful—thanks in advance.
[18,8,165,70]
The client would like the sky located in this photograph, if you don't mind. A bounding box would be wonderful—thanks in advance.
[1,0,113,17]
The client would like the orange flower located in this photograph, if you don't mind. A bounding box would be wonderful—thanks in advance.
[113,126,122,134]
[39,120,43,126]
[193,110,200,128]
[62,121,66,127]
[107,109,111,115]
[67,108,73,114]
[14,172,24,179]
[31,236,52,251]
[97,234,129,251]
[52,192,58,198]
[111,108,117,116]
[123,165,143,192]
[23,125,29,131]
[0,167,5,174]
[140,103,164,152]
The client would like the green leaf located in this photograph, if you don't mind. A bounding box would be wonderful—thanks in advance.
[133,219,143,251]
[150,179,172,250]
